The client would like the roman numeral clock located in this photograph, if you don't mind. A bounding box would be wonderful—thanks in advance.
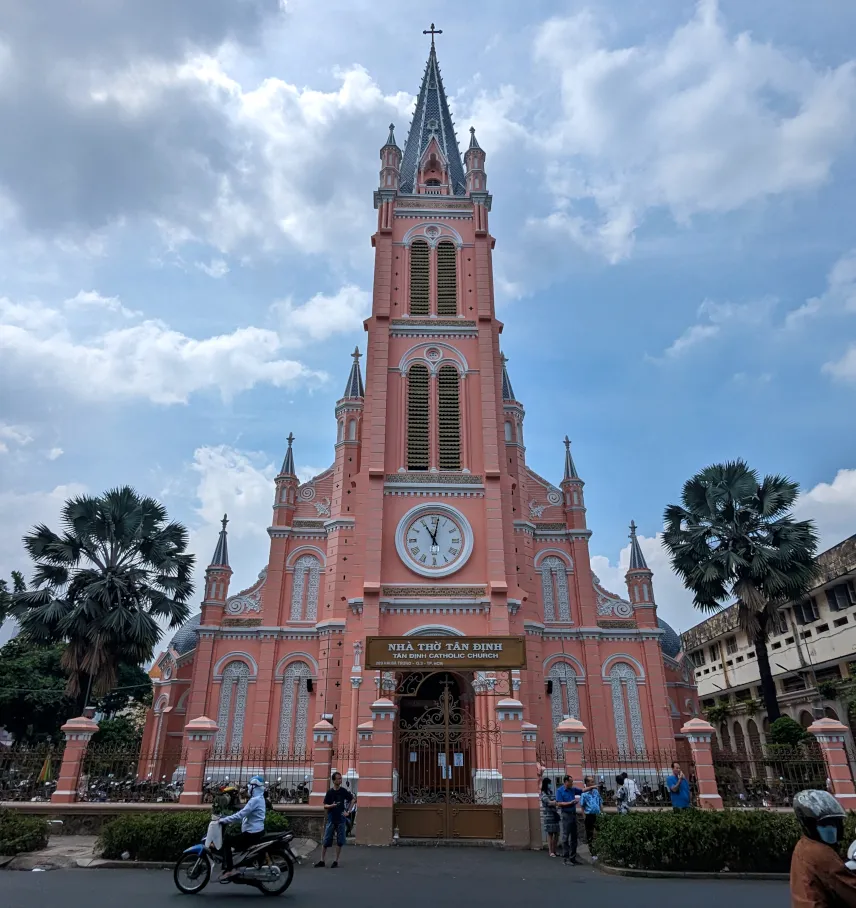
[395,503,474,578]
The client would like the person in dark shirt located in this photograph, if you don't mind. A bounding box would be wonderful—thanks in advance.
[555,775,583,865]
[314,772,355,868]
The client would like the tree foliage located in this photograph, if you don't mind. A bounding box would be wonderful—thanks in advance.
[0,571,26,627]
[663,460,819,721]
[13,486,194,702]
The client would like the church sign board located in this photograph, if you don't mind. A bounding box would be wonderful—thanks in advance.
[364,636,527,670]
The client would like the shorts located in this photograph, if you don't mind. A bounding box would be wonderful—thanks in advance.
[323,817,346,848]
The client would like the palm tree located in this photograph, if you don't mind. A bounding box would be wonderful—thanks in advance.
[663,461,818,722]
[0,570,26,627]
[13,486,194,710]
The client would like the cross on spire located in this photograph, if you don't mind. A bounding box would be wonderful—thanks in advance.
[287,432,295,447]
[221,514,228,531]
[423,22,442,47]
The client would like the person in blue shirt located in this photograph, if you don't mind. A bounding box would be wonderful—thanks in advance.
[217,775,267,881]
[579,776,602,848]
[555,775,583,864]
[666,761,691,810]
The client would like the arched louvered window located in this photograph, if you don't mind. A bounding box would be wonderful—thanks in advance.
[437,365,461,470]
[278,661,312,754]
[609,662,645,754]
[290,555,321,621]
[437,241,457,316]
[214,660,250,754]
[407,363,430,470]
[409,241,429,316]
[548,663,581,747]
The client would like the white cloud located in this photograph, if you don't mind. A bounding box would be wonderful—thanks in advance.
[786,249,856,327]
[529,0,856,261]
[662,323,720,358]
[64,289,140,319]
[657,297,776,359]
[794,469,856,549]
[0,423,34,453]
[46,447,63,460]
[297,465,326,484]
[195,259,230,279]
[824,346,856,382]
[273,284,370,345]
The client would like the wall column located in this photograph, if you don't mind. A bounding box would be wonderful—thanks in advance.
[310,720,335,805]
[556,716,586,787]
[179,716,218,805]
[52,716,99,803]
[356,698,396,845]
[681,718,722,809]
[522,722,542,850]
[809,717,856,810]
[496,698,529,848]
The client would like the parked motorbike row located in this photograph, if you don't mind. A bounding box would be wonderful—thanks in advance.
[77,773,184,802]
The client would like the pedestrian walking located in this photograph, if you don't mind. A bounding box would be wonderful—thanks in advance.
[579,776,601,848]
[666,761,691,810]
[314,772,355,868]
[615,774,630,814]
[555,775,583,865]
[540,777,560,857]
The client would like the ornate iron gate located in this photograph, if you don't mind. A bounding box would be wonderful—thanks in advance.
[394,679,502,840]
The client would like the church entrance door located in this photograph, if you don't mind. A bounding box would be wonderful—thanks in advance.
[394,672,502,840]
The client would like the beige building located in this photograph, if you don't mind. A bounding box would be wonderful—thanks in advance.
[681,534,856,752]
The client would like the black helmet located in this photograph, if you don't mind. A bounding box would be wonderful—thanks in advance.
[793,790,846,845]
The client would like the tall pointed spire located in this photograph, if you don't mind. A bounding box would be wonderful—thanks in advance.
[468,126,482,151]
[500,353,515,402]
[399,27,466,196]
[343,347,365,399]
[384,123,398,149]
[563,436,579,480]
[210,514,229,567]
[628,520,649,570]
[281,432,296,476]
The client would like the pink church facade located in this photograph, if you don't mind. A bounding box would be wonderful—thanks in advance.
[143,41,697,843]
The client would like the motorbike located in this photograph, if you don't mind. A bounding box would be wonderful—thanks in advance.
[173,823,297,896]
[846,838,856,873]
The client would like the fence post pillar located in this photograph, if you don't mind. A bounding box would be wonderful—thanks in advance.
[808,717,856,810]
[556,717,586,785]
[521,722,542,850]
[355,699,396,845]
[52,716,99,803]
[310,720,335,806]
[179,716,218,805]
[681,718,722,809]
[496,698,530,848]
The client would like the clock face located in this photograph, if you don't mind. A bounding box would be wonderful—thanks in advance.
[396,505,473,577]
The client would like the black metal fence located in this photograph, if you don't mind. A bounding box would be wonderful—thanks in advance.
[79,745,185,802]
[712,743,829,807]
[0,744,62,802]
[202,748,315,804]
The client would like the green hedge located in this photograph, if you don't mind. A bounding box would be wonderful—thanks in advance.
[0,809,50,856]
[98,810,289,862]
[593,810,856,874]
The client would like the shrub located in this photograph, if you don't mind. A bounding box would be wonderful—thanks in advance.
[816,680,840,701]
[594,810,803,873]
[0,809,50,856]
[98,810,289,861]
[769,716,810,746]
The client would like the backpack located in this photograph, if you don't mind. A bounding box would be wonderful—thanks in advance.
[625,778,639,804]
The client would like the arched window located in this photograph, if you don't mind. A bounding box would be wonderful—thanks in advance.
[337,420,344,443]
[504,421,513,443]
[290,555,321,621]
[608,662,645,753]
[437,365,461,470]
[540,556,571,622]
[409,241,429,316]
[407,363,430,470]
[278,661,312,754]
[549,662,580,747]
[733,721,748,756]
[348,418,357,441]
[437,241,457,316]
[214,660,250,754]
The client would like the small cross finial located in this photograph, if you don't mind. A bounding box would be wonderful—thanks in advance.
[470,126,475,135]
[352,346,362,362]
[221,514,228,531]
[629,520,637,536]
[563,435,571,450]
[287,432,295,447]
[423,22,442,47]
[500,351,508,365]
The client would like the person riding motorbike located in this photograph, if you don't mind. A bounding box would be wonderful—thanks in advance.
[790,789,856,908]
[217,775,267,883]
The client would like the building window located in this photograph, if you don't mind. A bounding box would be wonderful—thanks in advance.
[437,365,461,470]
[826,581,856,612]
[348,418,357,441]
[290,554,321,621]
[833,616,849,627]
[782,675,807,693]
[214,660,250,754]
[689,650,705,668]
[278,661,312,754]
[769,610,788,636]
[708,643,720,663]
[793,598,820,625]
[407,363,430,470]
[725,636,738,655]
[548,663,580,747]
[540,556,571,622]
[814,665,842,684]
[409,240,430,316]
[608,662,645,754]
[504,421,513,443]
[436,241,457,316]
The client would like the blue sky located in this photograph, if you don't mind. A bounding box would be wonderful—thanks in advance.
[1,0,855,644]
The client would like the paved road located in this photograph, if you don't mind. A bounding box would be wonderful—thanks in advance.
[3,847,791,908]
